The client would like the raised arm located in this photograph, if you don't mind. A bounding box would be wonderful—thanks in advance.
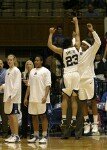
[48,28,63,56]
[87,23,101,53]
[72,17,80,50]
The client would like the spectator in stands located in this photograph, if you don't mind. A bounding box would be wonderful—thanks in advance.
[45,52,62,79]
[101,92,107,103]
[94,44,107,80]
[80,0,105,8]
[44,64,58,107]
[101,32,107,54]
[21,60,34,138]
[92,0,105,8]
[0,60,8,138]
[84,3,100,17]
[52,25,65,48]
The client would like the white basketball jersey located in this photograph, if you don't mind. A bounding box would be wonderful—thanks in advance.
[63,47,79,74]
[78,31,101,79]
[29,67,51,103]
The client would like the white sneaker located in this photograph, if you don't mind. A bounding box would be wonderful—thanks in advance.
[62,88,71,97]
[7,135,20,143]
[39,137,47,144]
[27,136,39,143]
[4,135,14,142]
[84,122,91,134]
[92,123,99,133]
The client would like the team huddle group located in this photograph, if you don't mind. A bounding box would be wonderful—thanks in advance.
[0,16,102,144]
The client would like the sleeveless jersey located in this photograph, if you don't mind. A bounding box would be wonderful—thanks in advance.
[63,47,79,74]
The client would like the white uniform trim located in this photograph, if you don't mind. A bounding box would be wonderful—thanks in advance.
[82,40,91,47]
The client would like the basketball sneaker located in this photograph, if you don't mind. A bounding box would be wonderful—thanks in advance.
[92,123,100,135]
[69,119,76,130]
[39,136,47,144]
[4,135,14,142]
[27,135,39,143]
[7,135,20,143]
[60,119,67,131]
[84,121,91,134]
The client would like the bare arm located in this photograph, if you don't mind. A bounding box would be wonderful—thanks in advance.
[24,86,30,107]
[72,17,80,50]
[87,23,94,32]
[48,28,63,56]
[87,23,101,54]
[42,86,50,103]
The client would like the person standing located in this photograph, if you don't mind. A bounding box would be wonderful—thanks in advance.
[21,60,34,138]
[78,23,101,135]
[0,54,21,142]
[24,55,51,144]
[0,59,8,138]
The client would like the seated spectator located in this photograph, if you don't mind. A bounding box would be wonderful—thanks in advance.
[101,92,107,103]
[45,52,62,79]
[101,32,107,54]
[94,44,107,80]
[52,25,65,48]
[84,3,100,17]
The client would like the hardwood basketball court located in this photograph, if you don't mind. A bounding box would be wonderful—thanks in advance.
[0,135,107,150]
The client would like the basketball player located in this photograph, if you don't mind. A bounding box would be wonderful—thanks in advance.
[24,55,51,144]
[0,54,21,142]
[48,17,80,131]
[78,23,101,135]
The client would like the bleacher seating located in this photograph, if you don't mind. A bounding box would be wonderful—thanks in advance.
[27,0,40,9]
[2,8,14,17]
[52,9,65,17]
[39,8,52,17]
[14,8,26,17]
[27,8,39,17]
[0,0,106,17]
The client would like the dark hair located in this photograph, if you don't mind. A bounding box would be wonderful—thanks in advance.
[83,38,93,45]
[57,25,63,30]
[63,37,72,49]
[45,64,50,70]
[35,55,43,61]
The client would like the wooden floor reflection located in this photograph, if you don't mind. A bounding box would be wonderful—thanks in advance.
[0,135,107,150]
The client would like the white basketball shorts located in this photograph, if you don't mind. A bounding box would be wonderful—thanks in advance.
[79,78,94,101]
